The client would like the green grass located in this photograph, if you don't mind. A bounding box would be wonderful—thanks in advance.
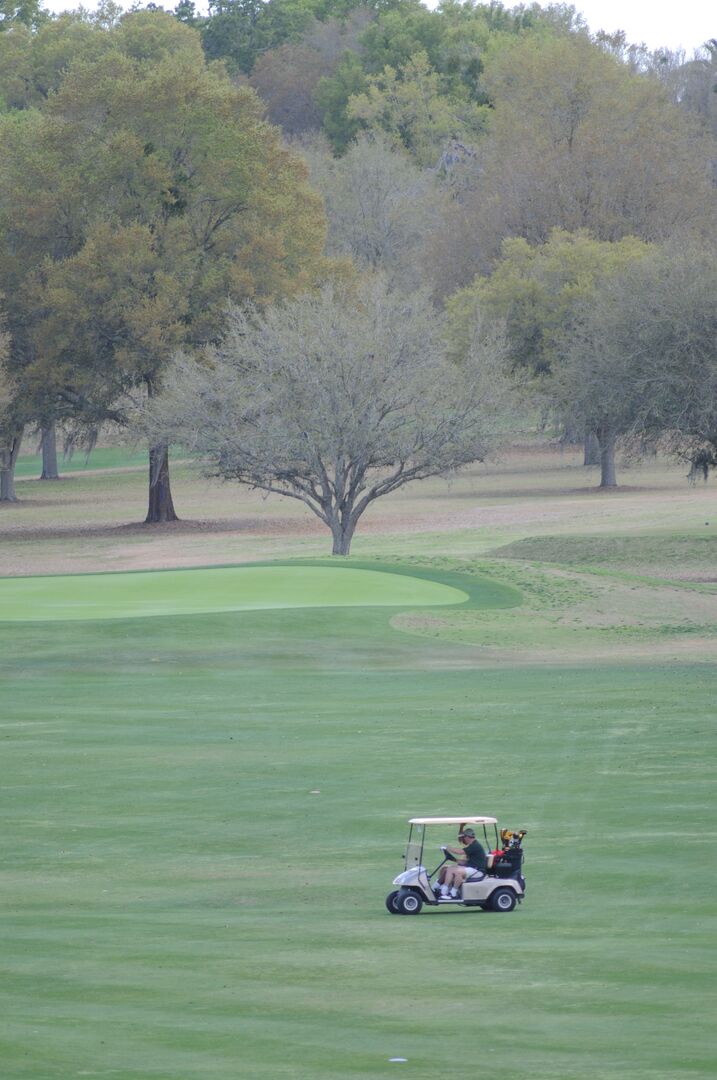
[15,446,150,478]
[1,561,715,1079]
[0,563,483,621]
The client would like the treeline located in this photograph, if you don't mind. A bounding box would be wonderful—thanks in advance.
[0,1,715,550]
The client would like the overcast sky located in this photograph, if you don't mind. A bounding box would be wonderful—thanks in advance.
[39,1,715,56]
[563,1,713,53]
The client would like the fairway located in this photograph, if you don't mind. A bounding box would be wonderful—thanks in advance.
[1,552,715,1080]
[0,563,476,622]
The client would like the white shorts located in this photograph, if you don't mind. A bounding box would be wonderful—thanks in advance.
[462,869,485,881]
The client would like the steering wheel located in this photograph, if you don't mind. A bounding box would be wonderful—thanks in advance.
[440,845,457,862]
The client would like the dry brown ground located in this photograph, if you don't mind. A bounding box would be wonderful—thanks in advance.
[2,444,715,576]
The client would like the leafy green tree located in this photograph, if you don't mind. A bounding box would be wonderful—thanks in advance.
[348,50,486,165]
[0,101,116,499]
[173,0,202,27]
[447,230,653,375]
[0,14,111,111]
[0,0,46,32]
[446,230,653,475]
[314,50,368,152]
[0,11,328,518]
[358,2,443,74]
[200,0,319,73]
[314,3,480,154]
[59,12,325,521]
[556,244,717,486]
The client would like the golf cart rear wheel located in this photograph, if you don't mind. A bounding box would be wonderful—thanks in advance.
[385,890,401,914]
[397,888,423,915]
[490,887,517,912]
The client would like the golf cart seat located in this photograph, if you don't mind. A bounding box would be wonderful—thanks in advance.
[492,847,524,878]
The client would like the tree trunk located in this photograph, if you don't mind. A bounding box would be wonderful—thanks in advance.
[145,440,178,523]
[40,422,60,480]
[0,430,23,502]
[583,431,600,466]
[597,429,617,488]
[330,515,356,555]
[560,421,582,447]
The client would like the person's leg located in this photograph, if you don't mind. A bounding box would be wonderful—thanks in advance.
[438,859,459,889]
[451,867,468,894]
[440,866,457,895]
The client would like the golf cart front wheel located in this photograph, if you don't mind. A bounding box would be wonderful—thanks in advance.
[490,887,517,912]
[385,890,401,914]
[397,889,423,915]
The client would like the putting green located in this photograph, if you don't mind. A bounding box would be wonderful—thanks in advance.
[0,564,470,622]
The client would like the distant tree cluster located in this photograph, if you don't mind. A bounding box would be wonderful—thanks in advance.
[0,1,715,552]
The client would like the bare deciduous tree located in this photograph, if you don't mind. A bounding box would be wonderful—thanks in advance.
[299,131,446,293]
[152,278,511,554]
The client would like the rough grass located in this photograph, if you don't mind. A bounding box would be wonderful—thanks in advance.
[392,556,717,663]
[492,532,717,581]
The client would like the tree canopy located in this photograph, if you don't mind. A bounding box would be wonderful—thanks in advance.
[554,243,717,485]
[300,131,443,290]
[0,9,328,512]
[446,230,653,376]
[0,0,715,508]
[151,277,512,553]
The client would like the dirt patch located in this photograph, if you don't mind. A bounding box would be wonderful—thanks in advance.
[0,515,326,544]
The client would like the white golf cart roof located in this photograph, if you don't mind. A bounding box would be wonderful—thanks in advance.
[409,816,498,826]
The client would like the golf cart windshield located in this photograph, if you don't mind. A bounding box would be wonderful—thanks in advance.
[404,822,425,870]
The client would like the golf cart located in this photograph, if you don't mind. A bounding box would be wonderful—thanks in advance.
[385,816,526,915]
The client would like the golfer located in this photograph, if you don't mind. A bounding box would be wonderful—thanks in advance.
[436,827,487,897]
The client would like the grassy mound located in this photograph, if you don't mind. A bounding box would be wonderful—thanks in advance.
[492,531,717,579]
